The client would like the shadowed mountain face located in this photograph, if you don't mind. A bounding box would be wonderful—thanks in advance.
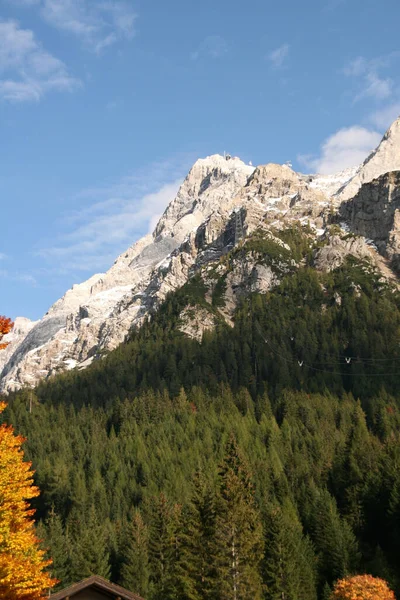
[2,118,400,392]
[340,171,400,271]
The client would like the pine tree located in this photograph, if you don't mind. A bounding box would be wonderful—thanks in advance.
[263,501,317,600]
[177,471,218,600]
[38,509,72,590]
[70,505,111,581]
[214,435,264,600]
[311,489,359,587]
[148,493,182,600]
[120,509,149,597]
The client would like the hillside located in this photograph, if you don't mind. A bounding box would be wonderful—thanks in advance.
[3,222,400,597]
[2,117,400,599]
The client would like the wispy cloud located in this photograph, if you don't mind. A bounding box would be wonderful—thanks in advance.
[298,126,381,174]
[37,158,192,273]
[0,269,38,286]
[0,19,80,102]
[267,44,290,69]
[343,55,395,103]
[0,253,7,260]
[12,0,137,53]
[191,36,228,60]
[368,102,400,130]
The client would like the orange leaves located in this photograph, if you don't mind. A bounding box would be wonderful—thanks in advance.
[0,403,57,599]
[0,316,13,350]
[331,574,396,600]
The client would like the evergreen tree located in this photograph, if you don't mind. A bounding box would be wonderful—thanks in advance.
[120,510,149,597]
[148,493,182,600]
[311,489,359,588]
[263,500,317,600]
[38,509,72,590]
[177,471,218,600]
[70,505,111,581]
[214,436,264,600]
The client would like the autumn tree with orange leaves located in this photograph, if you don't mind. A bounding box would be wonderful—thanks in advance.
[0,316,56,599]
[331,574,396,600]
[0,315,12,350]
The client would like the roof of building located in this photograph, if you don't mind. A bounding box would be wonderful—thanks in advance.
[50,575,144,600]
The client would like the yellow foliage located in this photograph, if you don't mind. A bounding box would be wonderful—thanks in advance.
[0,402,57,599]
[331,574,396,600]
[0,316,13,350]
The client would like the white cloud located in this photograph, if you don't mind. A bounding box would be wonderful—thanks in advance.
[268,44,290,69]
[0,253,7,260]
[369,102,400,130]
[37,158,190,272]
[343,55,393,102]
[16,273,38,286]
[13,0,137,53]
[0,19,80,102]
[191,36,228,60]
[354,72,393,102]
[0,269,37,286]
[298,126,381,174]
[343,56,367,77]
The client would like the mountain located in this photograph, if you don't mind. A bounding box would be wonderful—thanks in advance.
[338,116,400,200]
[1,118,400,392]
[5,119,400,600]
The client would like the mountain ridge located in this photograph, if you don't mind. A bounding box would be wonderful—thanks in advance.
[2,119,400,392]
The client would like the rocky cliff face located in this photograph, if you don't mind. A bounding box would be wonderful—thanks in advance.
[339,170,400,270]
[2,119,400,392]
[0,155,253,391]
[338,117,400,201]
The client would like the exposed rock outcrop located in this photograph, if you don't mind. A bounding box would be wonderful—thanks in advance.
[178,306,217,341]
[313,235,373,272]
[339,117,400,201]
[339,171,400,266]
[2,117,400,392]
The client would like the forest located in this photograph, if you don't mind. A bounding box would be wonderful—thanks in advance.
[4,227,400,599]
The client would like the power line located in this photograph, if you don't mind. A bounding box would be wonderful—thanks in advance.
[281,331,400,363]
[254,321,400,378]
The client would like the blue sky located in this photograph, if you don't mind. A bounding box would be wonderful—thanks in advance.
[1,0,400,321]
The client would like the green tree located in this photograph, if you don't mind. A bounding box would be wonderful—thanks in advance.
[177,471,217,600]
[311,490,359,588]
[38,509,72,590]
[69,505,111,581]
[148,494,182,600]
[120,510,149,597]
[263,501,317,600]
[214,436,264,600]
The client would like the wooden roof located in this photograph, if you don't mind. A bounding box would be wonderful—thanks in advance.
[50,575,144,600]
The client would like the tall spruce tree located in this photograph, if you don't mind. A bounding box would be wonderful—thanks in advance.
[148,493,182,600]
[69,505,111,581]
[311,490,359,588]
[120,509,149,597]
[38,509,72,590]
[263,500,317,600]
[214,435,264,600]
[176,471,218,600]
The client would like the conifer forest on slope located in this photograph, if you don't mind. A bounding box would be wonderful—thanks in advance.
[4,227,400,599]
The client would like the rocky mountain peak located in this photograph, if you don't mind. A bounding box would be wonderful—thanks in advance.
[154,154,254,241]
[2,117,400,392]
[339,114,400,201]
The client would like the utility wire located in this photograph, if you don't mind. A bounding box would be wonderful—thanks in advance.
[254,321,400,378]
[282,331,400,363]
